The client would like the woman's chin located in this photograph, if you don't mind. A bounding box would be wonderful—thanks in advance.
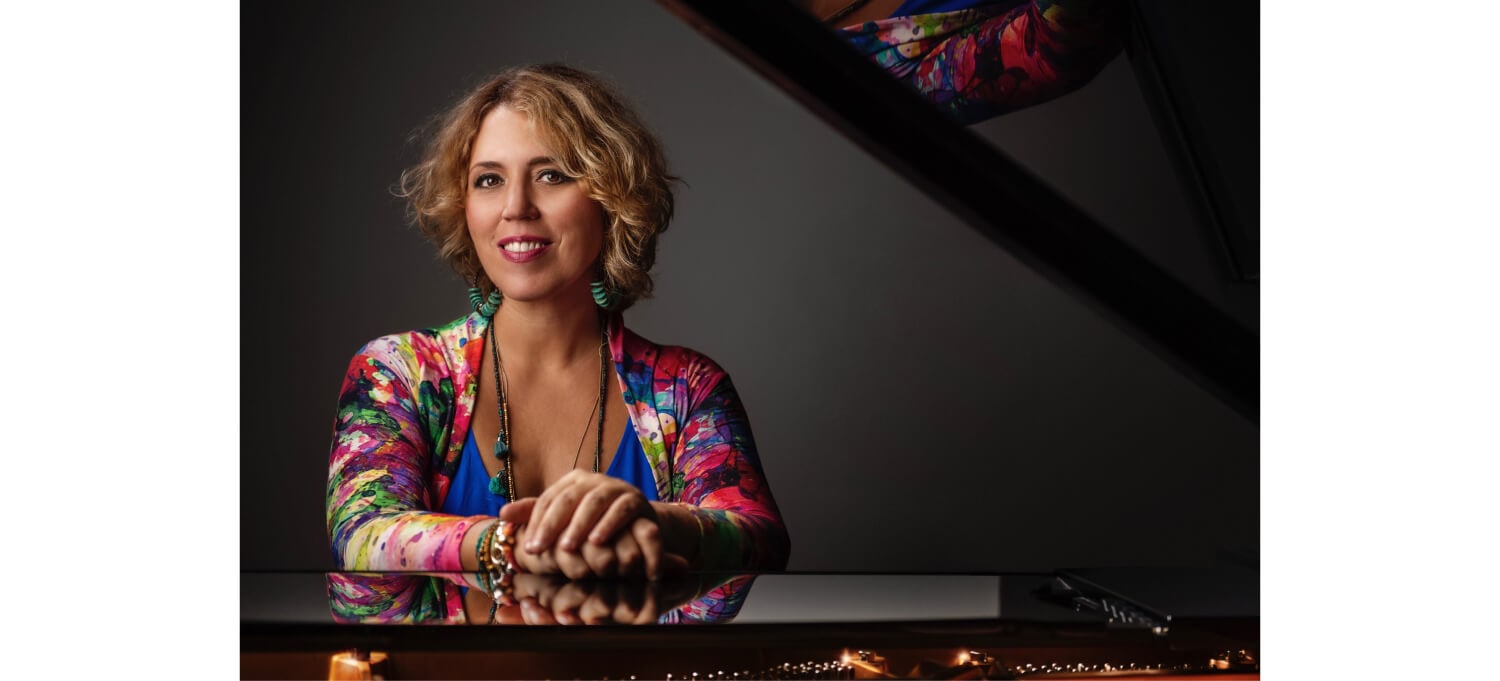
[492,286,591,309]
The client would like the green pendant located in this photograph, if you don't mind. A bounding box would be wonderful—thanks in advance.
[493,440,509,456]
[487,473,506,497]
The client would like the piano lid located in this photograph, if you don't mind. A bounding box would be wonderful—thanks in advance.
[657,0,1258,423]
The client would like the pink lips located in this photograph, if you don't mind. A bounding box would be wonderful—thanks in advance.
[497,236,552,264]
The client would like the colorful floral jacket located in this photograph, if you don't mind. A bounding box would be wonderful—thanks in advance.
[325,312,789,622]
[840,0,1126,124]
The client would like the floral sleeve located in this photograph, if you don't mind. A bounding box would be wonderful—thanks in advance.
[325,336,481,621]
[673,356,791,573]
[840,0,1127,124]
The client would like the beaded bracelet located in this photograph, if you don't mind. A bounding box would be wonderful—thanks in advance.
[473,521,494,591]
[484,520,521,608]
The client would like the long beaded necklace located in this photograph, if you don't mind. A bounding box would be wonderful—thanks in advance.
[485,312,610,500]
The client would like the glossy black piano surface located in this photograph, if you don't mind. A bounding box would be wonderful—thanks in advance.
[242,569,1258,679]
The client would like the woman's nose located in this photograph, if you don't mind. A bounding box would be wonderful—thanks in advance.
[502,183,538,221]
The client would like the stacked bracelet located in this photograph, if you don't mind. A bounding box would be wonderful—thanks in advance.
[473,522,492,591]
[484,520,521,608]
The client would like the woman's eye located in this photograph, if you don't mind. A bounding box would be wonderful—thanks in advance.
[537,169,569,184]
[474,174,501,189]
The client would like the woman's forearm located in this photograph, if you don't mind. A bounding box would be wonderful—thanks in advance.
[656,502,790,571]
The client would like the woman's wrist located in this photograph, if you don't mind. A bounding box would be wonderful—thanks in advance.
[458,518,499,572]
[652,501,704,567]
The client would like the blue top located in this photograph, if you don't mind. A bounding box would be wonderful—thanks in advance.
[440,422,658,518]
[890,0,1001,16]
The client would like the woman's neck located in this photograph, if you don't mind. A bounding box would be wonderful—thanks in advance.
[490,297,604,373]
[794,0,903,27]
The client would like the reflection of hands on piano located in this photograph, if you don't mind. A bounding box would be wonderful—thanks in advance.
[464,573,709,625]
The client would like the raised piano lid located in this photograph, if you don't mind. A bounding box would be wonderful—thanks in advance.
[657,0,1258,423]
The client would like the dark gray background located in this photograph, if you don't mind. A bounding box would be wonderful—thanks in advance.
[243,1,1258,572]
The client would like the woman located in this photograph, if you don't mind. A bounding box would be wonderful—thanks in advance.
[326,64,789,623]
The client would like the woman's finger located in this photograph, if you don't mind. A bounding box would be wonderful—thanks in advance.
[659,552,691,580]
[494,604,525,625]
[631,585,661,624]
[531,552,561,576]
[579,586,617,624]
[549,583,591,626]
[581,539,620,578]
[589,494,648,546]
[613,582,647,624]
[613,529,644,579]
[541,576,575,611]
[559,485,622,552]
[520,596,557,625]
[630,516,663,580]
[512,527,559,575]
[525,479,586,553]
[553,545,593,581]
[499,497,537,525]
[513,573,563,607]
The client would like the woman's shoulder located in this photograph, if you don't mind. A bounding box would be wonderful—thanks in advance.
[619,324,733,390]
[346,313,483,378]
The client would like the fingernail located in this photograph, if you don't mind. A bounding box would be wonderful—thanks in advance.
[526,541,541,552]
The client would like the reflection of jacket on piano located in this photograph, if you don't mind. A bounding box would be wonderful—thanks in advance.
[326,311,789,622]
[840,0,1126,124]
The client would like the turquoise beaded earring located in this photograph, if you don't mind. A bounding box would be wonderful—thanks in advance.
[590,279,617,309]
[468,283,502,318]
[592,210,619,310]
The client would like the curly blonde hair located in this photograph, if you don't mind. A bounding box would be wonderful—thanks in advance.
[397,64,677,312]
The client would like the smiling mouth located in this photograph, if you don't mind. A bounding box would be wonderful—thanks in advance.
[501,240,550,253]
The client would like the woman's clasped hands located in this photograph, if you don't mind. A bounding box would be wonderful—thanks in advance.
[500,470,690,580]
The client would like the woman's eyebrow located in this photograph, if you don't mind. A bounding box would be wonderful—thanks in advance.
[469,156,557,173]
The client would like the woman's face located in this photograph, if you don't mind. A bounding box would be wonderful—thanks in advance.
[465,105,604,308]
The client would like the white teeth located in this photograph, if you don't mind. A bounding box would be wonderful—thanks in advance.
[502,241,545,253]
